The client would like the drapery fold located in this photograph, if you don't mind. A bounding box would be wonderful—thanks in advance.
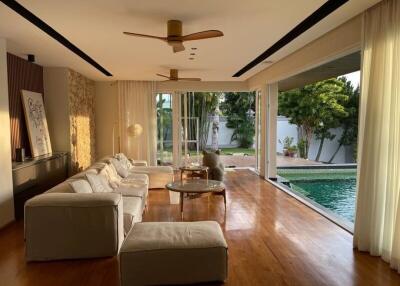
[117,81,157,166]
[354,0,400,271]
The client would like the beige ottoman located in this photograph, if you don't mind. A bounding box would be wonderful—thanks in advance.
[119,221,228,286]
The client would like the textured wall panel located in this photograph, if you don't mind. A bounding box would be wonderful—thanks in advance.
[7,53,44,160]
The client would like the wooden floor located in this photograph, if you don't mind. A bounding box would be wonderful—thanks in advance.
[1,169,400,286]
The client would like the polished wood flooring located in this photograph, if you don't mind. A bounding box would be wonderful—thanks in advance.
[1,169,400,286]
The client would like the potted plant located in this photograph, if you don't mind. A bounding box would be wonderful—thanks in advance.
[297,138,307,159]
[279,136,294,156]
[287,145,298,157]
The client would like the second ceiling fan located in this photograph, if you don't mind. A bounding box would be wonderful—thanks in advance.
[157,69,201,81]
[123,20,223,53]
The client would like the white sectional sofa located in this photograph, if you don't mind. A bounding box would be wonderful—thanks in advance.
[24,153,175,261]
[25,156,147,261]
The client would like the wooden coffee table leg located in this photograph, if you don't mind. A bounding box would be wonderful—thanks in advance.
[180,192,184,220]
[223,189,226,209]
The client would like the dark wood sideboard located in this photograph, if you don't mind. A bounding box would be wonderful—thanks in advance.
[12,152,68,219]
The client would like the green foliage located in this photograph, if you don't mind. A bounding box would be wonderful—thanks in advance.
[220,92,256,148]
[279,78,350,160]
[328,77,359,163]
[156,96,172,142]
[297,138,307,159]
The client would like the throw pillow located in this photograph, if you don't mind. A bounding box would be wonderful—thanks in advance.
[115,153,133,169]
[111,158,129,178]
[86,173,113,193]
[68,179,93,193]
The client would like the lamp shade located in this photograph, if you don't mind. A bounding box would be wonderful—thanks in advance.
[127,124,143,138]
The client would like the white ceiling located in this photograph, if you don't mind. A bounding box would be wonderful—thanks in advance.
[0,0,380,81]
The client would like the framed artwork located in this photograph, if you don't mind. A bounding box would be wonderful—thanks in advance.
[21,90,52,157]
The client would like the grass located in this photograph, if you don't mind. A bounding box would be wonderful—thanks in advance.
[219,147,255,155]
[157,147,255,156]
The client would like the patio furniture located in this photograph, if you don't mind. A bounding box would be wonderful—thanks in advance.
[119,221,228,286]
[166,179,226,219]
[179,165,209,180]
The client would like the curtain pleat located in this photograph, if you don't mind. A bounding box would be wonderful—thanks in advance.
[354,0,400,272]
[117,81,157,165]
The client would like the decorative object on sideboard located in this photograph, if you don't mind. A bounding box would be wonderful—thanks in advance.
[21,90,52,157]
[15,147,25,162]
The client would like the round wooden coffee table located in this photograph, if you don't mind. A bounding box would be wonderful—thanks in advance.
[166,179,226,219]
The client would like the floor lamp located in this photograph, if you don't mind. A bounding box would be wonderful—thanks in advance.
[127,123,143,159]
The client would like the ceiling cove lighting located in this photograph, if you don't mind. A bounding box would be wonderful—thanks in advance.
[233,0,349,77]
[0,0,113,76]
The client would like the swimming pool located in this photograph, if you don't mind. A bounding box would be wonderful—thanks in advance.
[277,168,357,223]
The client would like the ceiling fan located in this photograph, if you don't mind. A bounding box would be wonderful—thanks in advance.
[123,20,223,53]
[156,69,201,81]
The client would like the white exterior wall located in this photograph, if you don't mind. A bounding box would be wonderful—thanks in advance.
[276,116,353,164]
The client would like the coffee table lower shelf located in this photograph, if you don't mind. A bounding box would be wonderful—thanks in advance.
[166,179,226,220]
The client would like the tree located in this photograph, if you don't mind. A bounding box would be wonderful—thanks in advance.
[186,92,219,151]
[211,100,220,150]
[328,77,359,163]
[156,95,172,163]
[279,78,349,160]
[220,92,256,148]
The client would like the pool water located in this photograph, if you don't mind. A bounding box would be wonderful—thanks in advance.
[278,169,357,223]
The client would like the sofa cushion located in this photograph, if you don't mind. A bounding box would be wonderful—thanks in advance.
[115,184,148,199]
[68,179,93,194]
[115,153,133,169]
[86,173,113,193]
[130,166,173,174]
[123,197,144,235]
[119,221,228,286]
[124,173,149,185]
[111,158,129,178]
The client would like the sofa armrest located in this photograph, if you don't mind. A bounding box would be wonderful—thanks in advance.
[25,193,124,261]
[129,159,148,167]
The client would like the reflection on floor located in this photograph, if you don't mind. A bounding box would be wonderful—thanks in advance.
[0,170,399,285]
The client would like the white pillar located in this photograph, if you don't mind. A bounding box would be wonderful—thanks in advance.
[259,86,268,178]
[0,38,15,227]
[267,83,278,179]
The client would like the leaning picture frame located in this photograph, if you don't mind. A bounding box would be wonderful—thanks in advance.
[21,90,52,157]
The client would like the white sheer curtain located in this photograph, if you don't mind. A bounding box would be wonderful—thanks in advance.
[354,0,400,271]
[118,81,157,165]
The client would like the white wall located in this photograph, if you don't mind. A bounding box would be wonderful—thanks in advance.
[276,116,353,164]
[43,67,70,153]
[0,38,15,227]
[277,116,298,153]
[247,15,362,89]
[95,81,118,159]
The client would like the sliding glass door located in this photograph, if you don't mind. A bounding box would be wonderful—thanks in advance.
[156,93,173,165]
[255,90,262,172]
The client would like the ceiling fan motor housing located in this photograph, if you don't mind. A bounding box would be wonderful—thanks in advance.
[167,20,183,46]
[170,69,179,80]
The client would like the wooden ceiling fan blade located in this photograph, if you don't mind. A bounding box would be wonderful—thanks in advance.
[156,73,170,79]
[178,77,202,81]
[182,30,224,41]
[172,43,185,53]
[123,32,167,41]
